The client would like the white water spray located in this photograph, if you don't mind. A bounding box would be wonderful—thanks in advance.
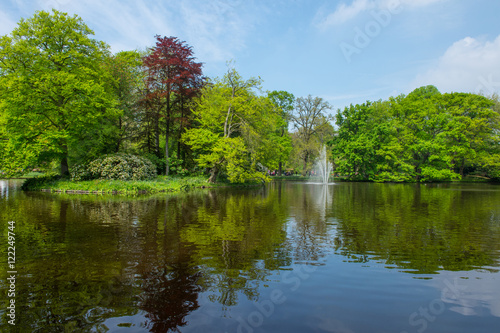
[315,146,333,184]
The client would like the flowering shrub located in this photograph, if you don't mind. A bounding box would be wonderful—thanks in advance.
[71,154,157,181]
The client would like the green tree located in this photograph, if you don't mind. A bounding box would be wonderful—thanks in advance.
[105,50,144,153]
[290,95,333,175]
[0,10,117,176]
[268,90,295,175]
[441,92,496,177]
[480,93,500,180]
[398,85,456,181]
[333,86,499,182]
[183,68,282,183]
[68,50,145,165]
[333,99,414,182]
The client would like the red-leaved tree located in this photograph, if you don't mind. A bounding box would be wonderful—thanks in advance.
[142,35,204,175]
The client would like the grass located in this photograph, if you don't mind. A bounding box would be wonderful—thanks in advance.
[271,175,307,181]
[18,173,498,195]
[21,175,227,195]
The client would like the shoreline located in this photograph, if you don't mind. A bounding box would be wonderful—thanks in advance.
[5,175,495,196]
[19,175,265,195]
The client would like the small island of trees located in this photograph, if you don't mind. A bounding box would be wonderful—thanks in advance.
[1,10,499,192]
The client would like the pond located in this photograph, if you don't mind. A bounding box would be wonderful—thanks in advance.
[1,180,500,332]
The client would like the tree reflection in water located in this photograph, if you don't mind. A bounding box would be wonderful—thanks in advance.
[1,182,500,332]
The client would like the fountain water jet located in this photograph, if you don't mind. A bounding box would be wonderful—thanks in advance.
[314,145,333,184]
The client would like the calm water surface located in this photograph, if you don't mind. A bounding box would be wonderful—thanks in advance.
[1,180,499,332]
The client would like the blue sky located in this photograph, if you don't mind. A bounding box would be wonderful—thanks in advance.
[1,0,500,112]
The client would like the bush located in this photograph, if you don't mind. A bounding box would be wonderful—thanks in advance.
[71,153,157,181]
[143,153,166,175]
[21,174,61,191]
[485,166,500,182]
[420,166,461,182]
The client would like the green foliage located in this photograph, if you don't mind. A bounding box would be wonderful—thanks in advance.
[21,174,62,191]
[143,152,167,175]
[167,151,190,176]
[333,86,500,182]
[22,175,214,194]
[266,90,295,174]
[289,95,334,175]
[68,50,145,166]
[0,10,118,176]
[183,68,282,183]
[268,90,295,125]
[1,11,497,185]
[71,153,157,181]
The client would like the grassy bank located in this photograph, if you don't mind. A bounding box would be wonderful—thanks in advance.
[21,175,226,194]
[271,175,307,181]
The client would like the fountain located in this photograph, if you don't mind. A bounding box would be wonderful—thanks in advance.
[314,145,333,184]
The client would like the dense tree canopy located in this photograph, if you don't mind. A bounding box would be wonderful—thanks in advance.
[182,68,284,183]
[0,10,498,183]
[268,90,295,176]
[332,86,500,182]
[0,9,117,176]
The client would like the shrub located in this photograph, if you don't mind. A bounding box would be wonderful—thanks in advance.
[21,174,61,191]
[143,153,166,175]
[71,154,157,181]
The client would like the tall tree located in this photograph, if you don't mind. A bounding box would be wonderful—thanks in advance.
[333,86,500,182]
[441,92,496,177]
[183,68,282,183]
[291,95,333,175]
[333,99,413,181]
[106,50,144,153]
[398,85,454,181]
[69,50,145,165]
[268,90,295,176]
[142,36,203,175]
[0,10,117,176]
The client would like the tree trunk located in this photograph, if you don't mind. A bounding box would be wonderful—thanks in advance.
[208,166,218,183]
[460,158,465,178]
[60,143,69,177]
[165,89,172,176]
[278,161,283,176]
[155,112,160,156]
[177,140,181,163]
[115,116,122,152]
[302,152,308,176]
[415,165,421,182]
[165,119,170,176]
[61,156,69,177]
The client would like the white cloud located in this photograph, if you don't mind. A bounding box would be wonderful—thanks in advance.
[28,0,251,65]
[315,0,448,29]
[316,0,375,28]
[379,0,446,8]
[402,0,446,7]
[175,0,250,63]
[410,35,500,94]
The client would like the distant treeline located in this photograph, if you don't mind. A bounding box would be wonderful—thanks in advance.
[331,85,500,182]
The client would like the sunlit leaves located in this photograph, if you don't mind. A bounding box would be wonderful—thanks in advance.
[333,86,500,182]
[183,68,282,183]
[0,10,117,176]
